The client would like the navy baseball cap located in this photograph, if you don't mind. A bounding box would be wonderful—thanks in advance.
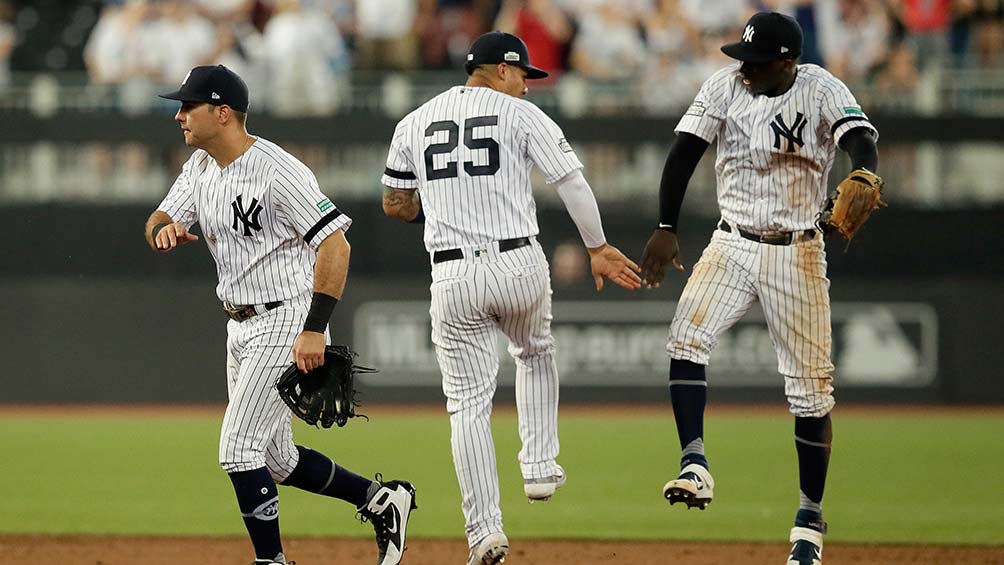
[159,65,250,112]
[465,31,549,79]
[721,12,803,63]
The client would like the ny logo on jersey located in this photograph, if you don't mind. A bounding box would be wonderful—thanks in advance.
[231,194,264,236]
[770,112,808,152]
[742,25,755,43]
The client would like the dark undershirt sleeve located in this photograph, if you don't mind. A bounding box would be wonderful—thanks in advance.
[838,126,879,173]
[658,132,711,232]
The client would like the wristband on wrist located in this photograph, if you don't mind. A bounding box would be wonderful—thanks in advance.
[303,292,338,333]
[152,223,169,240]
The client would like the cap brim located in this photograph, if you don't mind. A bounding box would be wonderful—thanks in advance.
[158,90,214,104]
[720,42,778,63]
[522,65,549,80]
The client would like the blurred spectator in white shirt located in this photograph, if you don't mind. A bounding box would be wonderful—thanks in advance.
[640,0,703,113]
[643,0,700,61]
[146,0,216,84]
[679,0,751,35]
[84,0,156,84]
[262,0,347,115]
[569,0,647,81]
[354,0,420,70]
[816,0,889,80]
[191,0,255,22]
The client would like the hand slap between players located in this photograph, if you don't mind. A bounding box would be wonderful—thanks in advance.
[587,243,642,291]
[640,229,685,289]
[154,222,200,251]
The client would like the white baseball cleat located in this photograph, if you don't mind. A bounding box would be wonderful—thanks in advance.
[787,526,824,565]
[662,462,715,510]
[358,478,418,565]
[524,466,567,503]
[466,532,509,565]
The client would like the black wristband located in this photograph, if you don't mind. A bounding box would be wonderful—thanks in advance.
[151,223,169,240]
[303,292,338,333]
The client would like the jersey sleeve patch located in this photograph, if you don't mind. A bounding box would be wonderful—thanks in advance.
[316,198,334,212]
[843,105,865,116]
[558,138,574,153]
[685,100,707,117]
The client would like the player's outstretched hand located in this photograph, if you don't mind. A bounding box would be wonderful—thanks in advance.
[155,222,200,252]
[293,331,327,373]
[640,229,684,289]
[587,243,642,291]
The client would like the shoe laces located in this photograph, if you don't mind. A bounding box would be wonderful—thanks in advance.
[356,475,391,555]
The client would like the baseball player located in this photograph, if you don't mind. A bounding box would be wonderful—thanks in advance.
[639,13,881,565]
[381,32,641,565]
[144,65,416,565]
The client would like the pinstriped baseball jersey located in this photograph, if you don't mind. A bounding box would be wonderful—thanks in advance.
[677,63,878,233]
[158,137,352,305]
[382,84,572,548]
[382,85,582,253]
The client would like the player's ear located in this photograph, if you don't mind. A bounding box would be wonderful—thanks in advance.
[497,63,507,81]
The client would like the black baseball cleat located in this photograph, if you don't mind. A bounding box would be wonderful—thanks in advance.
[358,477,418,565]
[662,463,715,510]
[787,526,824,565]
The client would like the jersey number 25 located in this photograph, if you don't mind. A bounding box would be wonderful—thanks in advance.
[424,116,500,180]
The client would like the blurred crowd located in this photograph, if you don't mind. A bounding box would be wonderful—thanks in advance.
[0,0,1003,111]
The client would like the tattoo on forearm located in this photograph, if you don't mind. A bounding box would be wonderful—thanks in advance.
[383,188,419,216]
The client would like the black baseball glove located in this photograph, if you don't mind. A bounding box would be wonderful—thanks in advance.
[275,345,376,428]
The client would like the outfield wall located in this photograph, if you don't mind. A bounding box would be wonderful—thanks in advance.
[3,274,1001,404]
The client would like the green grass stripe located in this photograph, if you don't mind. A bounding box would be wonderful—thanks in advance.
[1,408,1001,545]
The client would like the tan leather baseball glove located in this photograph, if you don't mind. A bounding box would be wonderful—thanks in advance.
[820,168,887,241]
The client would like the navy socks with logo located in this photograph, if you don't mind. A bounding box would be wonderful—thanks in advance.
[281,445,375,508]
[794,414,832,531]
[669,359,709,469]
[228,468,284,562]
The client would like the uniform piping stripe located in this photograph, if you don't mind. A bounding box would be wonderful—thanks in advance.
[304,209,343,244]
[795,435,832,449]
[384,167,417,180]
[830,115,870,135]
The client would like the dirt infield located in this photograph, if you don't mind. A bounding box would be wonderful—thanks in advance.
[3,535,1002,565]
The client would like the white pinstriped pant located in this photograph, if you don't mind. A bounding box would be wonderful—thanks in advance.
[430,239,561,546]
[219,295,317,481]
[668,227,836,417]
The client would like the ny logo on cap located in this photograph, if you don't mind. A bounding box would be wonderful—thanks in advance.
[504,51,520,62]
[742,25,755,43]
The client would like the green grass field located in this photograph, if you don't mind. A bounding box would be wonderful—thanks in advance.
[2,406,1002,546]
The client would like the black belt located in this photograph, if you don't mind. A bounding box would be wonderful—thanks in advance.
[718,220,816,246]
[223,301,282,322]
[432,237,532,264]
